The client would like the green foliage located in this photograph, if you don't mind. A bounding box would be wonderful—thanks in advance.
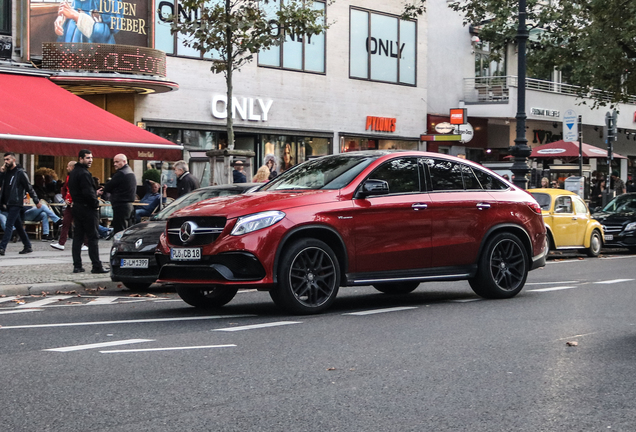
[142,169,161,184]
[448,0,636,108]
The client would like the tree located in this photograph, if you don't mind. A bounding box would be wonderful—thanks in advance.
[170,0,329,149]
[447,0,636,108]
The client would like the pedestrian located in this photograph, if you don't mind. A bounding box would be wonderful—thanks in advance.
[98,154,136,234]
[50,161,90,251]
[263,154,278,180]
[252,165,270,183]
[135,180,166,223]
[233,160,247,183]
[0,152,39,255]
[68,149,109,274]
[611,170,626,196]
[23,198,61,241]
[540,177,549,188]
[591,178,606,209]
[173,160,200,197]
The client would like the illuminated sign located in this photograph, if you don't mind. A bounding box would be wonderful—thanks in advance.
[449,108,467,125]
[366,116,396,132]
[43,43,166,77]
[211,95,273,122]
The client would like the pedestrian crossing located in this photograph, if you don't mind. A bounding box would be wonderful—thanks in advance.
[0,294,168,311]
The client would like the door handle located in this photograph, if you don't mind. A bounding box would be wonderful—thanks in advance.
[476,203,491,210]
[572,216,578,220]
[412,203,428,210]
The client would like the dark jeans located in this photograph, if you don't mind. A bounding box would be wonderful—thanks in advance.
[0,206,30,251]
[111,202,134,234]
[71,204,102,270]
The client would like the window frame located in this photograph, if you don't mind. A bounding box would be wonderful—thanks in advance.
[362,157,423,197]
[1,0,10,36]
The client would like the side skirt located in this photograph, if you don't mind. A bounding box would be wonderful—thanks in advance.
[346,265,478,286]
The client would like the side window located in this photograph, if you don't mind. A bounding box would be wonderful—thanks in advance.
[461,165,482,190]
[423,158,463,191]
[573,197,588,215]
[472,168,508,190]
[554,196,573,213]
[368,158,420,194]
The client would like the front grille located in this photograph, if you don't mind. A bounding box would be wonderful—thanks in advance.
[602,224,623,235]
[167,216,227,246]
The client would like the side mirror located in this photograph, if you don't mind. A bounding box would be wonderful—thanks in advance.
[356,179,389,199]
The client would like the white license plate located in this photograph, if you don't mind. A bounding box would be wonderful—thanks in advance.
[121,258,149,268]
[171,247,202,261]
[605,234,613,241]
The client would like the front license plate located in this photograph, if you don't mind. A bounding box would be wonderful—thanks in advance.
[605,234,613,241]
[171,247,202,261]
[120,258,149,268]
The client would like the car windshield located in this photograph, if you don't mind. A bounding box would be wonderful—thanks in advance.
[261,154,378,191]
[530,193,551,210]
[601,194,636,213]
[153,188,247,220]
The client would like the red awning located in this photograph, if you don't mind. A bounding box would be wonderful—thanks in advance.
[0,72,183,160]
[530,140,626,159]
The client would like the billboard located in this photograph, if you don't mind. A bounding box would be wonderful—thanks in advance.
[29,0,151,57]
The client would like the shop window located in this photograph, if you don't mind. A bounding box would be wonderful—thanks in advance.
[341,137,417,152]
[263,134,331,175]
[0,0,10,35]
[369,158,420,194]
[349,8,416,86]
[258,0,326,73]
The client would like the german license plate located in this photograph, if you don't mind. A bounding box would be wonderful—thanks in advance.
[605,234,613,241]
[171,247,201,261]
[120,258,149,268]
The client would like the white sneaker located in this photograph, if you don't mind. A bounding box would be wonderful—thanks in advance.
[81,245,89,251]
[50,242,64,251]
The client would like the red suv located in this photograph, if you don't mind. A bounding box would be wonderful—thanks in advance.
[157,151,546,314]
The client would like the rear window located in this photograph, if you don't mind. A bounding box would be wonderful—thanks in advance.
[530,193,551,210]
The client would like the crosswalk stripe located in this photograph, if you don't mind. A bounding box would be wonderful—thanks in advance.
[87,297,121,306]
[0,308,44,315]
[213,321,301,332]
[595,279,634,284]
[44,339,154,352]
[16,295,74,308]
[528,286,576,292]
[0,296,18,304]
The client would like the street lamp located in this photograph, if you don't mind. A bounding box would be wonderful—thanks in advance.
[509,0,531,189]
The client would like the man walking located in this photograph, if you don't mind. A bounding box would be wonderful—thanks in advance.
[68,150,109,274]
[0,152,39,255]
[173,160,200,197]
[50,161,89,251]
[98,154,136,233]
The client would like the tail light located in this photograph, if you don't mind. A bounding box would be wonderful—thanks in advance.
[527,201,542,214]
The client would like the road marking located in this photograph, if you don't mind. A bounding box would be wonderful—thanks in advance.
[16,295,74,308]
[213,321,301,332]
[0,296,18,304]
[448,299,481,303]
[0,314,256,330]
[556,332,599,341]
[595,279,634,284]
[600,256,636,260]
[100,344,236,353]
[44,339,154,352]
[526,281,579,285]
[0,308,44,315]
[87,297,121,306]
[528,286,577,293]
[344,306,418,316]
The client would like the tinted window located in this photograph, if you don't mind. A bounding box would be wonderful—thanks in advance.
[154,188,246,220]
[461,165,482,190]
[530,193,551,210]
[554,196,573,214]
[602,194,636,213]
[472,168,508,190]
[368,158,420,194]
[423,158,463,191]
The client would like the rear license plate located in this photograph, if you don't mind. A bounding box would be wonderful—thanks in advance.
[605,234,613,241]
[120,258,149,268]
[171,247,201,261]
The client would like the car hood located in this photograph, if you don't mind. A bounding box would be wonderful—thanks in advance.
[116,220,167,251]
[592,211,636,226]
[169,189,341,219]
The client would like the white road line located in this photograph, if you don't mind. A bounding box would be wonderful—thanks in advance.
[344,306,418,316]
[528,286,577,293]
[0,296,18,304]
[0,308,44,315]
[555,332,599,341]
[595,279,635,284]
[526,281,579,285]
[100,344,236,353]
[16,295,74,308]
[600,256,636,260]
[213,321,301,332]
[87,297,121,306]
[448,299,481,303]
[45,339,154,352]
[0,314,256,330]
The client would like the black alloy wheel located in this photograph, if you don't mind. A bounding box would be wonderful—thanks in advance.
[372,282,420,294]
[176,285,239,308]
[271,238,340,315]
[469,232,528,299]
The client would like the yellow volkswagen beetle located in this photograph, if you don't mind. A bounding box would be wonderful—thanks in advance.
[528,188,604,257]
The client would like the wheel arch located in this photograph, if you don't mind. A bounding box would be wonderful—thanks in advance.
[477,224,533,265]
[583,222,604,248]
[545,224,556,249]
[273,224,349,285]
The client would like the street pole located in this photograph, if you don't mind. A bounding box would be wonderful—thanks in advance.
[578,115,583,177]
[510,0,531,189]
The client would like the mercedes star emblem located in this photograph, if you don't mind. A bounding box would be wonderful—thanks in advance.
[179,221,198,243]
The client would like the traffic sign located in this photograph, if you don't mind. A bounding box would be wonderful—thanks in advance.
[563,109,578,143]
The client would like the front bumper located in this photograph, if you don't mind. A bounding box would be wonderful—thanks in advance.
[157,252,266,283]
[110,252,160,284]
[602,230,636,248]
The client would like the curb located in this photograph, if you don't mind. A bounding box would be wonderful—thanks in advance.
[0,278,120,297]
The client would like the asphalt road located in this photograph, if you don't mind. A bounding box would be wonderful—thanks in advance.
[2,252,636,431]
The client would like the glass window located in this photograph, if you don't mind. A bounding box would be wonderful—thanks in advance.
[350,8,416,85]
[474,41,506,78]
[554,196,573,213]
[368,158,420,194]
[258,0,326,73]
[1,0,10,35]
[530,193,551,210]
[461,165,482,190]
[573,197,588,215]
[424,158,464,191]
[472,168,508,190]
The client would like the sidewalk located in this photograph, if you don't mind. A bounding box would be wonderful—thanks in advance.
[0,237,122,296]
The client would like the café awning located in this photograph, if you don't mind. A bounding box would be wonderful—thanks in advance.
[0,72,183,160]
[530,140,626,159]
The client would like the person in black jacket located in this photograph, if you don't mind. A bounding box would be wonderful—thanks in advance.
[0,152,40,255]
[98,153,136,233]
[173,160,200,197]
[68,149,109,274]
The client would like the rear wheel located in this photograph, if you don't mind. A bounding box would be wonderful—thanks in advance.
[585,230,602,257]
[469,232,528,299]
[176,285,239,308]
[270,238,340,315]
[373,282,419,294]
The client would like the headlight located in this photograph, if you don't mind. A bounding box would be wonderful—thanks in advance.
[110,246,117,257]
[625,222,636,232]
[113,231,124,241]
[231,211,285,236]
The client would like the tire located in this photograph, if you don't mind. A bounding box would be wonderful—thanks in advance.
[373,282,419,294]
[585,230,602,257]
[270,238,340,315]
[176,285,239,308]
[469,232,529,299]
[122,282,152,291]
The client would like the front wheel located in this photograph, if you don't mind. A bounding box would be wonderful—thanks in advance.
[176,285,239,308]
[373,282,419,294]
[270,238,340,315]
[469,232,528,299]
[585,230,602,257]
